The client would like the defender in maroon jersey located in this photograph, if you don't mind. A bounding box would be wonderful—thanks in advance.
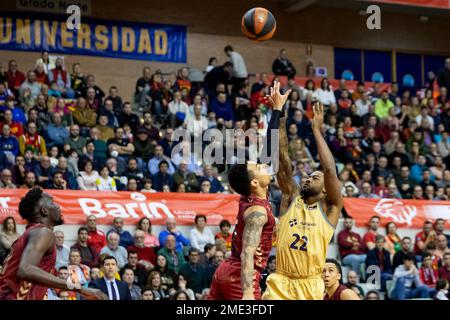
[208,81,292,300]
[322,259,360,300]
[0,187,107,300]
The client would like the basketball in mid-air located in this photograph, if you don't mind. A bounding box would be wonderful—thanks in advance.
[241,7,276,42]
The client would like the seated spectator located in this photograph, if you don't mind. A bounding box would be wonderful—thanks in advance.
[53,230,70,271]
[435,233,450,260]
[393,237,416,270]
[1,217,20,263]
[71,227,99,268]
[260,256,276,294]
[138,112,160,143]
[35,156,54,188]
[105,86,123,116]
[86,214,106,254]
[77,159,99,191]
[100,231,128,269]
[118,102,140,133]
[72,97,97,135]
[199,179,211,194]
[48,58,75,98]
[158,218,190,254]
[0,169,16,189]
[107,127,135,168]
[215,219,232,252]
[120,250,148,289]
[85,87,101,112]
[179,248,207,299]
[358,182,379,199]
[19,122,47,159]
[121,268,142,300]
[414,220,436,258]
[146,271,170,300]
[108,217,134,248]
[374,91,394,120]
[438,253,450,282]
[121,157,144,186]
[95,114,115,143]
[6,59,26,97]
[171,274,195,300]
[391,253,433,300]
[434,218,450,248]
[19,70,41,100]
[365,290,380,300]
[157,234,186,274]
[136,217,159,248]
[362,216,381,252]
[190,215,215,253]
[134,67,152,112]
[55,156,78,189]
[385,222,401,256]
[172,161,200,192]
[0,125,19,166]
[20,171,37,189]
[98,98,120,128]
[211,92,234,124]
[154,254,175,292]
[96,166,117,191]
[63,124,87,157]
[148,145,175,176]
[151,160,174,192]
[365,235,393,291]
[67,248,91,289]
[199,165,224,193]
[338,217,366,276]
[434,279,449,300]
[47,171,68,190]
[1,109,24,138]
[344,270,365,299]
[127,230,156,271]
[419,254,439,289]
[45,113,69,149]
[141,289,155,300]
[133,129,154,166]
[199,243,216,267]
[185,102,208,140]
[168,91,189,128]
[272,49,296,79]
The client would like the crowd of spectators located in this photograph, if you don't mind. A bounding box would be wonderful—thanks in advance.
[337,216,450,300]
[1,46,450,300]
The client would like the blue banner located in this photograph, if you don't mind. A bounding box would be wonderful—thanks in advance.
[0,13,187,63]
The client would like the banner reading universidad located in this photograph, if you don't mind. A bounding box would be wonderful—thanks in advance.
[0,13,187,63]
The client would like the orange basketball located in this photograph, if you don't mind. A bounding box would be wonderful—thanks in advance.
[241,7,276,42]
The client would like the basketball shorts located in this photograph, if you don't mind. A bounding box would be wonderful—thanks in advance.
[208,258,262,300]
[262,272,324,300]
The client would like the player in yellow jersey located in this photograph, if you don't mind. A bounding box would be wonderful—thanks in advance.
[262,82,343,300]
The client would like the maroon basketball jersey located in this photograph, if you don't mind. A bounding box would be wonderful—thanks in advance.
[0,223,56,300]
[230,194,275,272]
[324,284,348,300]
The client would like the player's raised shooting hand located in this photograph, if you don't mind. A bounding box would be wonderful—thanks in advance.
[266,80,292,111]
[79,287,109,300]
[312,101,324,132]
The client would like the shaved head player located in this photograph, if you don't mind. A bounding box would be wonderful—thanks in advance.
[0,188,107,300]
[262,84,344,300]
[208,82,292,300]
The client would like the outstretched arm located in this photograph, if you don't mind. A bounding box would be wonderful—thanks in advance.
[265,81,297,216]
[17,228,108,300]
[240,205,268,300]
[311,103,343,227]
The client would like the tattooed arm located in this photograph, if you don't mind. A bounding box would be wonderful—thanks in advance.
[240,205,268,300]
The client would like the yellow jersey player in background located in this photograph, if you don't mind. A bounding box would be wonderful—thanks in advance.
[262,83,343,300]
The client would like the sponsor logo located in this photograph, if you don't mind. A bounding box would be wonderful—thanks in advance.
[373,199,417,226]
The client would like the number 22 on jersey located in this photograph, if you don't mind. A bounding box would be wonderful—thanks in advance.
[289,233,308,252]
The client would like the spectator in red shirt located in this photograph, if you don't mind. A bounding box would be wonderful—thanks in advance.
[0,109,23,138]
[362,216,380,252]
[419,254,439,288]
[214,219,232,252]
[338,217,366,277]
[438,253,450,282]
[6,60,26,97]
[86,214,106,254]
[127,230,156,272]
[414,220,436,259]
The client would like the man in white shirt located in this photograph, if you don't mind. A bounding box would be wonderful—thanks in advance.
[100,232,128,269]
[168,91,189,128]
[224,45,248,93]
[355,92,371,117]
[54,230,70,270]
[185,104,208,140]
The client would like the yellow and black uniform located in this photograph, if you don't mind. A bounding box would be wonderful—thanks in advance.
[262,196,335,300]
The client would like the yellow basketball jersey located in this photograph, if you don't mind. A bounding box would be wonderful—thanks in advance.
[275,195,335,278]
